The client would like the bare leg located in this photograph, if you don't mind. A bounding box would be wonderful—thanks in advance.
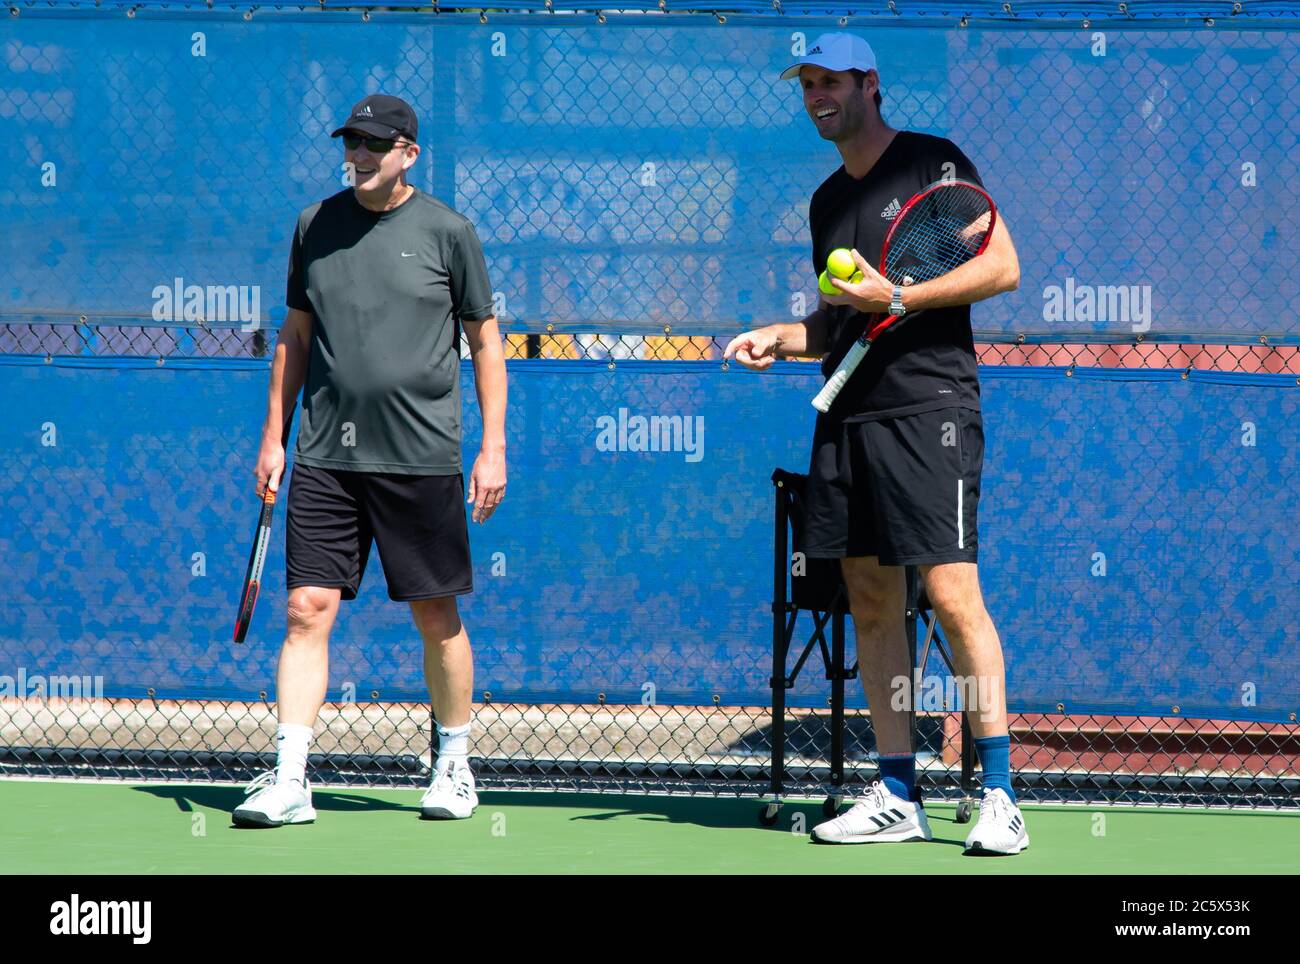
[810,558,934,843]
[276,586,341,726]
[840,557,911,755]
[919,561,1007,737]
[411,596,472,727]
[923,563,1028,852]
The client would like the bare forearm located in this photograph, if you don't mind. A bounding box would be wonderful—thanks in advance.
[774,307,830,359]
[899,255,1018,314]
[264,327,309,441]
[471,333,508,451]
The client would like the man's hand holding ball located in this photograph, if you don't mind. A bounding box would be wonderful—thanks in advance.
[821,247,895,314]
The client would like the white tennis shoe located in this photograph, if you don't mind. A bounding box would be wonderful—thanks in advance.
[964,787,1030,855]
[811,780,933,844]
[420,763,479,819]
[232,770,317,828]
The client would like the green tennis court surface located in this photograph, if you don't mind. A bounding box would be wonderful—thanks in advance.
[1,780,1293,875]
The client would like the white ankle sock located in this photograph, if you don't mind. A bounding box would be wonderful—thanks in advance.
[436,722,471,772]
[276,723,313,785]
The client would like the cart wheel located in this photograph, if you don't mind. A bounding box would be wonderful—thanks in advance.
[956,799,973,824]
[758,802,781,826]
[822,795,843,817]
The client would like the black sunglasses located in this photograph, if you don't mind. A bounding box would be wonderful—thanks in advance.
[342,133,410,153]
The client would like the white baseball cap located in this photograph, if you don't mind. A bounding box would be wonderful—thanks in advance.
[779,32,878,80]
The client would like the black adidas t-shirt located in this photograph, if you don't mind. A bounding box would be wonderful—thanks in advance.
[811,130,984,421]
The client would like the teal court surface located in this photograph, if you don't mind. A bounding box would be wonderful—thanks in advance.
[1,780,1294,875]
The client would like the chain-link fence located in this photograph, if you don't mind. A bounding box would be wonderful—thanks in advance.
[5,6,1300,344]
[3,321,1299,373]
[5,683,1296,808]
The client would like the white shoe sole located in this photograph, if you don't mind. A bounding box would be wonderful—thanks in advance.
[964,834,1030,856]
[813,826,931,844]
[813,811,933,844]
[419,803,477,820]
[232,805,317,828]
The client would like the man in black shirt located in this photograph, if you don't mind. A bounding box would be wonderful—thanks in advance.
[725,34,1028,855]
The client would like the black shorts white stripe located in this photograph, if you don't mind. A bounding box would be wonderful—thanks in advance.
[802,405,983,565]
[286,463,473,601]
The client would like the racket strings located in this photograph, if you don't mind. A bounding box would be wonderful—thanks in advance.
[884,187,992,284]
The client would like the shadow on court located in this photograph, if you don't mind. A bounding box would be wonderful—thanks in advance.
[134,784,822,829]
[489,791,821,830]
[127,783,1001,838]
[132,784,419,821]
[493,790,971,842]
[133,783,847,831]
[460,791,976,848]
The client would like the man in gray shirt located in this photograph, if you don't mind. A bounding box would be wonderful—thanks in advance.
[236,94,507,827]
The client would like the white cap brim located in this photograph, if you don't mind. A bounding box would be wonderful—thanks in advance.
[780,56,861,81]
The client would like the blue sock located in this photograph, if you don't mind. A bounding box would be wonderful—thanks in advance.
[974,735,1016,803]
[877,754,916,802]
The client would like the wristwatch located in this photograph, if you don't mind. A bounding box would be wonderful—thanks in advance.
[890,285,907,317]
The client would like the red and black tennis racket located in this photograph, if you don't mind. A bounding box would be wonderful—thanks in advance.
[812,179,996,413]
[233,404,295,644]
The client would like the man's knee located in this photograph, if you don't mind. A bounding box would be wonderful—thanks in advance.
[921,564,981,626]
[286,586,338,638]
[841,557,905,623]
[411,596,462,641]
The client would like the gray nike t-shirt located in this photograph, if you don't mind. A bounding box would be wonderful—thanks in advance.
[285,187,495,475]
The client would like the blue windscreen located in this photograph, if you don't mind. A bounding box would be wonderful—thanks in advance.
[2,11,1297,341]
[1,359,1295,722]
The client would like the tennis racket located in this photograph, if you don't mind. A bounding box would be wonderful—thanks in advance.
[812,179,996,413]
[233,403,295,644]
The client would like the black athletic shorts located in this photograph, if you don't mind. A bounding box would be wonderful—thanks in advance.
[802,406,983,565]
[285,463,473,601]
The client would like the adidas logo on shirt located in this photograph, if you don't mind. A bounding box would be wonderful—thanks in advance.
[881,198,902,220]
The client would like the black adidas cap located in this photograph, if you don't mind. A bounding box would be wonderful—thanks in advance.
[330,94,418,141]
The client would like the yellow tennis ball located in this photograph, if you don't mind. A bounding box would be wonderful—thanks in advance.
[850,270,865,284]
[818,270,838,295]
[826,248,856,280]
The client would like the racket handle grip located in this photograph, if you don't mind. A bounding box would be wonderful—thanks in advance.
[812,339,870,413]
